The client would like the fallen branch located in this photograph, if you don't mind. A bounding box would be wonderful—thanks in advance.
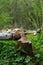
[0,28,41,40]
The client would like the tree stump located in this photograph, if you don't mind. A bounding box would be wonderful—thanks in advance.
[16,36,34,57]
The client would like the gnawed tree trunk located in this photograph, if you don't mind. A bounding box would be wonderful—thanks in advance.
[0,28,26,40]
[0,28,41,57]
[16,33,34,57]
[0,28,41,40]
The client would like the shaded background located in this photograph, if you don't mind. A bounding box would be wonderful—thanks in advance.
[0,0,43,29]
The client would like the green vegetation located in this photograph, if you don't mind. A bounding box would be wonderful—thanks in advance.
[0,0,43,29]
[0,31,43,65]
[0,0,43,65]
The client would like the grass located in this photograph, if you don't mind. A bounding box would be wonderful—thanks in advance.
[0,31,43,65]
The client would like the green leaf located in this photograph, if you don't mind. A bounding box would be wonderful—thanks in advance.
[35,54,40,58]
[24,56,31,63]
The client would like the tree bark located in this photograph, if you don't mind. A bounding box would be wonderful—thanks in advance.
[0,28,41,40]
[0,32,12,39]
[16,36,34,57]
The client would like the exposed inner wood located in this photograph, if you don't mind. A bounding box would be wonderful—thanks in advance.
[16,33,34,57]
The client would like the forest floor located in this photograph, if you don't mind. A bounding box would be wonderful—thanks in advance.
[0,30,43,65]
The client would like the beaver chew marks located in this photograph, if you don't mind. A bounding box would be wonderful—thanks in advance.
[12,28,25,40]
[17,36,34,57]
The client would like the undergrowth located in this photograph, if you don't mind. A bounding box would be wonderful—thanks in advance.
[0,31,43,65]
